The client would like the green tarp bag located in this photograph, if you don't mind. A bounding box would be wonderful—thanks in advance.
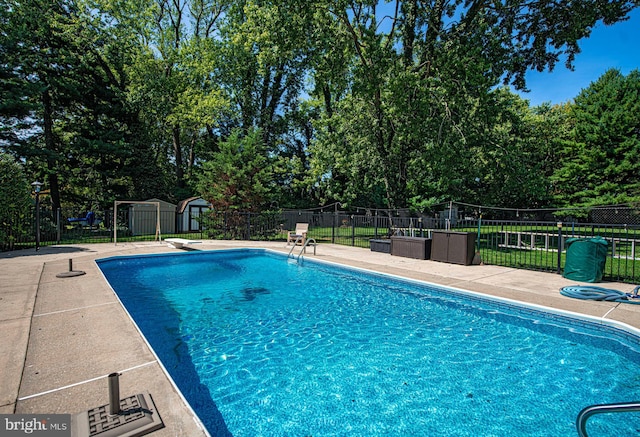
[562,237,608,283]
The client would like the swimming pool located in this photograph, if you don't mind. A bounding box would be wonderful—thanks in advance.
[97,249,640,436]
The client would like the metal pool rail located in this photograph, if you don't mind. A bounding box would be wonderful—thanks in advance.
[577,401,640,437]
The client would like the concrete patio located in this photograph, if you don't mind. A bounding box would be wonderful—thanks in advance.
[1,241,638,436]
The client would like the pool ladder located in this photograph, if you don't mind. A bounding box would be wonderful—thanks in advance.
[576,401,640,436]
[288,237,317,262]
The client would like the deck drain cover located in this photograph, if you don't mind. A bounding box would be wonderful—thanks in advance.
[72,392,163,437]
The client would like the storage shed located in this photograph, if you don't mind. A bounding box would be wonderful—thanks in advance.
[177,197,210,232]
[129,198,176,236]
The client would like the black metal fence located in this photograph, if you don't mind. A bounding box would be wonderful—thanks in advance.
[295,212,640,283]
[4,205,640,284]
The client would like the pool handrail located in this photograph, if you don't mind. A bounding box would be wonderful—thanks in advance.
[576,401,640,436]
[288,237,317,261]
[297,238,317,261]
[287,235,305,258]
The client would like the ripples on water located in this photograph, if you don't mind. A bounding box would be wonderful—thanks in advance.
[98,250,640,437]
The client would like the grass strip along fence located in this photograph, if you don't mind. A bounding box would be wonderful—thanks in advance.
[4,207,640,284]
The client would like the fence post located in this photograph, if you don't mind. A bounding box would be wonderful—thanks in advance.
[56,208,61,243]
[351,215,355,246]
[332,206,337,244]
[557,222,563,274]
[476,214,482,251]
[34,191,41,251]
[374,210,378,239]
[247,212,251,240]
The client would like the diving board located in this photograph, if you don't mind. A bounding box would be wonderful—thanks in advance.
[165,238,202,249]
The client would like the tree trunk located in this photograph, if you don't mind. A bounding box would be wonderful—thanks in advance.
[173,124,185,188]
[42,89,61,211]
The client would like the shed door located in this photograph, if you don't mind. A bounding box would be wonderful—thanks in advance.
[189,206,205,231]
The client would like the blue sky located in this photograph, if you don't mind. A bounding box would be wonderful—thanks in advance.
[517,8,640,107]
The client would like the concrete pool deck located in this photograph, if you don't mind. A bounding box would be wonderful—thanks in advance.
[1,241,639,435]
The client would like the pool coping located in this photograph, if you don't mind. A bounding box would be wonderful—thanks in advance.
[1,241,639,436]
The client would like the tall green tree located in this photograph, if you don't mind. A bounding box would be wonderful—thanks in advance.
[1,0,153,210]
[552,69,640,207]
[216,1,313,148]
[197,128,275,210]
[0,0,80,211]
[457,90,563,210]
[95,0,229,197]
[3,0,638,215]
[308,0,638,209]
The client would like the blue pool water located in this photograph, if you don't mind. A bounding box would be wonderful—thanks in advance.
[97,249,640,436]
